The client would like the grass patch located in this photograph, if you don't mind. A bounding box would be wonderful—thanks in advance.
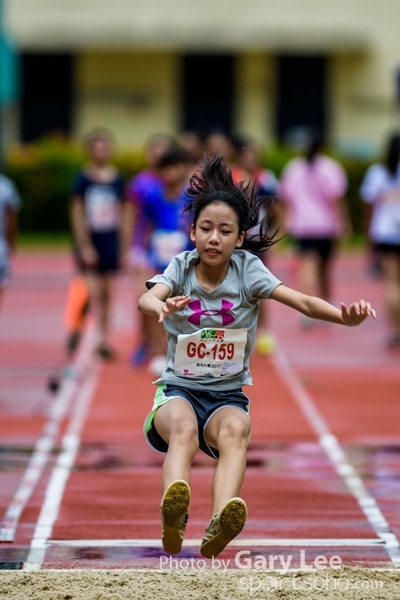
[18,231,71,249]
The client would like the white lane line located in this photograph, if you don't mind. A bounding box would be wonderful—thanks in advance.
[22,361,100,570]
[0,328,96,543]
[47,537,385,548]
[272,347,400,564]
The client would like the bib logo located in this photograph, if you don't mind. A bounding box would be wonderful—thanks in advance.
[201,329,225,340]
[188,299,235,326]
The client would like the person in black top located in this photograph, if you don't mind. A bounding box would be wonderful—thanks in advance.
[70,128,133,359]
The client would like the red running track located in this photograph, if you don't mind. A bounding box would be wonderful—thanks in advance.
[0,248,399,570]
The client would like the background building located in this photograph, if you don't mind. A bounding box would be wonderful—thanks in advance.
[3,0,400,154]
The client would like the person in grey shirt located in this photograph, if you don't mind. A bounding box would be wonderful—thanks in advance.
[138,154,376,560]
[0,173,20,311]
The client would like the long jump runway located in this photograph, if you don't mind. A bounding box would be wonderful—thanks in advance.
[1,248,400,572]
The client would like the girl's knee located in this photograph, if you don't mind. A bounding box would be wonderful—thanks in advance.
[170,420,199,448]
[218,418,249,446]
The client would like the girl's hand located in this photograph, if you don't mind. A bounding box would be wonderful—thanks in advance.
[159,296,192,323]
[340,300,376,326]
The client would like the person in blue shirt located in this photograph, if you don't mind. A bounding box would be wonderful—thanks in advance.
[141,148,193,375]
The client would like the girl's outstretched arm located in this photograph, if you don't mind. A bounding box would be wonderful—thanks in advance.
[270,285,376,326]
[138,283,192,323]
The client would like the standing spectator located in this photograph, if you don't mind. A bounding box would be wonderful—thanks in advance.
[177,130,205,176]
[279,134,349,326]
[127,134,174,274]
[0,172,21,314]
[204,131,235,165]
[232,137,279,353]
[70,129,132,359]
[126,134,174,366]
[360,133,400,348]
[142,148,193,375]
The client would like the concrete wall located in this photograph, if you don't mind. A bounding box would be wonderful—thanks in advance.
[75,52,180,145]
[5,1,400,151]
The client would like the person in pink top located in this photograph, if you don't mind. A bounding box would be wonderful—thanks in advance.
[279,135,349,325]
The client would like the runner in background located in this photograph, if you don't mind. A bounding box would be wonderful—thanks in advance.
[177,130,205,176]
[70,128,133,360]
[232,137,279,354]
[0,171,21,315]
[204,130,236,165]
[359,132,400,349]
[127,134,174,366]
[141,147,193,375]
[279,133,349,328]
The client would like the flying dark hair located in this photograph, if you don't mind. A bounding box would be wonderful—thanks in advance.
[184,154,279,253]
[385,133,400,177]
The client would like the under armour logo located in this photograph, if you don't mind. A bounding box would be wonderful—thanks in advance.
[188,299,235,326]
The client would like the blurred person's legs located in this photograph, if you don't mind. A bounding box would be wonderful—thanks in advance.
[379,247,400,348]
[130,261,167,371]
[318,244,335,301]
[64,274,89,358]
[85,271,117,359]
[129,252,154,365]
[296,239,335,328]
[0,261,11,314]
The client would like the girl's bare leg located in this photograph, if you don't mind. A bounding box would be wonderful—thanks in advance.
[205,406,251,514]
[380,253,400,337]
[154,398,199,492]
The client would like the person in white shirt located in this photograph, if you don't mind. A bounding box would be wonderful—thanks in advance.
[360,133,400,348]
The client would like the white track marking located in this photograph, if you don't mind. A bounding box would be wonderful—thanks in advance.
[22,362,100,570]
[272,347,400,564]
[47,537,385,548]
[0,328,97,543]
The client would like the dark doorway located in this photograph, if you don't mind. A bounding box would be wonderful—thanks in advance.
[276,55,327,144]
[182,54,234,135]
[21,53,73,142]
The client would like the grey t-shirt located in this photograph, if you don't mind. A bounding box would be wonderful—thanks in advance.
[146,248,281,390]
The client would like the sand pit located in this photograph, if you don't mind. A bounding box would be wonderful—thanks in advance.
[1,567,400,600]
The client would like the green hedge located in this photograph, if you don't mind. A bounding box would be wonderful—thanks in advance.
[4,139,146,232]
[4,139,372,233]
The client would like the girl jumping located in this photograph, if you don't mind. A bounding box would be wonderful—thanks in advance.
[138,154,376,558]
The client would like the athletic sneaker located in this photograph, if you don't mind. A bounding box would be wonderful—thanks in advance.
[160,480,190,555]
[387,333,400,349]
[95,343,118,361]
[130,342,149,366]
[200,497,247,559]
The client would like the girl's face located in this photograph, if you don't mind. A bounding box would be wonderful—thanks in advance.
[190,202,244,267]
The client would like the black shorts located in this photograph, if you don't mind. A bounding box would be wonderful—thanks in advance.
[74,231,120,274]
[375,242,400,255]
[295,237,335,263]
[144,384,250,459]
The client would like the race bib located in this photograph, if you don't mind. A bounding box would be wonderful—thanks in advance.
[150,230,189,266]
[174,328,247,377]
[86,185,120,231]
